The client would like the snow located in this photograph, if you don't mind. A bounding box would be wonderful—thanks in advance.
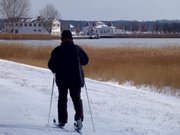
[0,59,180,135]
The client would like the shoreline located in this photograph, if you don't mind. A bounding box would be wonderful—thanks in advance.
[100,33,180,38]
[0,33,180,40]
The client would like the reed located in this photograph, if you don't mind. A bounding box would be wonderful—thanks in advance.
[0,43,180,94]
[0,33,60,40]
[0,43,53,67]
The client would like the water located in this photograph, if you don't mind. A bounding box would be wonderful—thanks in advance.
[0,38,180,48]
[75,38,180,48]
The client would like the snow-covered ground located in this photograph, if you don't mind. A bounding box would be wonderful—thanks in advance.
[0,59,180,135]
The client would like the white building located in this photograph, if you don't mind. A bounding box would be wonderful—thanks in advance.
[51,19,61,36]
[69,24,77,36]
[82,21,116,37]
[4,17,61,35]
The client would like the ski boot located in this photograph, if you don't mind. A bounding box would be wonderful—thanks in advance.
[74,119,83,131]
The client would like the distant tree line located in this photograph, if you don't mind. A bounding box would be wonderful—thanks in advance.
[112,20,180,34]
[61,20,180,34]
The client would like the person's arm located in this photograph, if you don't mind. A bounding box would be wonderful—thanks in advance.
[48,49,57,73]
[76,46,89,66]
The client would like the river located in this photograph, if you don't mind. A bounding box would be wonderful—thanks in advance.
[0,38,180,48]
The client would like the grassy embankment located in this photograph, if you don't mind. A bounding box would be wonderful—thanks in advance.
[0,33,60,40]
[0,43,180,95]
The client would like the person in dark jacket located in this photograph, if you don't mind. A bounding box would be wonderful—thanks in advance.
[48,30,89,129]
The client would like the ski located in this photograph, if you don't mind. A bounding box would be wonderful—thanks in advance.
[75,129,82,134]
[53,119,64,128]
[74,120,83,134]
[74,125,82,134]
[53,119,69,132]
[53,119,83,134]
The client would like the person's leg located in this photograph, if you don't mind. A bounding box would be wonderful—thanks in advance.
[58,86,68,125]
[69,87,84,121]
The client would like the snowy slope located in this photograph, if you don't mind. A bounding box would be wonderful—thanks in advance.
[0,59,180,135]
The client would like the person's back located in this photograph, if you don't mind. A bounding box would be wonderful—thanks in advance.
[48,39,88,88]
[48,30,89,130]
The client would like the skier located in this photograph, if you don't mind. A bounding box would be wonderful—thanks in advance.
[48,30,89,130]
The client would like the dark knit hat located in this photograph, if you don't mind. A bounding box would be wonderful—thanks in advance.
[61,30,73,41]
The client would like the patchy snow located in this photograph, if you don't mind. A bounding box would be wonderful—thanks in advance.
[0,59,180,135]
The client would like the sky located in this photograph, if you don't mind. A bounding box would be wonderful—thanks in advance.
[30,0,180,21]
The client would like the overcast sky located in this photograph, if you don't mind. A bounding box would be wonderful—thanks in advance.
[30,0,180,21]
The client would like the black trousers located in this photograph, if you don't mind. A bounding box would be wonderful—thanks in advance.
[57,86,84,124]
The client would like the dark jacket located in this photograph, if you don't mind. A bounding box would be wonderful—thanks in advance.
[48,41,89,88]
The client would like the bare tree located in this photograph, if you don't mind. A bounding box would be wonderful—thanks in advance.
[153,22,161,33]
[0,0,30,32]
[39,3,61,33]
[131,21,139,33]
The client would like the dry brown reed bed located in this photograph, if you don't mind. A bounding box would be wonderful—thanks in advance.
[0,33,60,40]
[0,43,180,94]
[85,46,180,92]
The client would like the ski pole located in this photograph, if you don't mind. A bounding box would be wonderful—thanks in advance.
[47,74,55,126]
[85,83,95,132]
